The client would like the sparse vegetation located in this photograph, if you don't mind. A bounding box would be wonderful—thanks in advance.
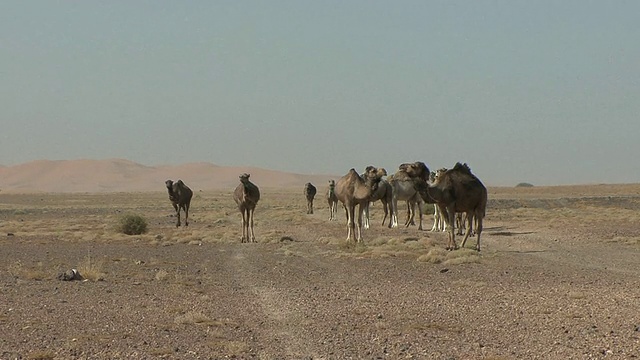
[3,186,640,358]
[78,253,105,281]
[116,213,148,235]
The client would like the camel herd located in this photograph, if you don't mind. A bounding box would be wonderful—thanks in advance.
[166,161,487,251]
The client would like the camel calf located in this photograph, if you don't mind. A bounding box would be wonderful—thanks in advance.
[326,180,338,220]
[165,179,193,228]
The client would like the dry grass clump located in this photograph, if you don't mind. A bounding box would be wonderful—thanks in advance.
[26,350,56,360]
[174,311,223,326]
[155,269,169,281]
[608,236,640,246]
[417,247,481,265]
[7,261,50,281]
[77,255,106,281]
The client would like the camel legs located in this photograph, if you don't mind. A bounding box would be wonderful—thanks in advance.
[240,208,249,243]
[248,208,256,242]
[442,204,458,251]
[183,204,190,227]
[345,204,356,241]
[356,204,365,242]
[172,203,180,228]
[404,200,423,230]
[363,203,371,230]
[404,202,414,227]
[431,205,445,232]
[391,198,399,228]
[459,210,483,251]
[328,200,338,221]
[381,200,390,228]
[456,213,466,235]
[307,199,314,214]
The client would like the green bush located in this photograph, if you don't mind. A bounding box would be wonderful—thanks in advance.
[515,182,534,188]
[116,213,148,235]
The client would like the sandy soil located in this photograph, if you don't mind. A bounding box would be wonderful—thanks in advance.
[1,185,640,359]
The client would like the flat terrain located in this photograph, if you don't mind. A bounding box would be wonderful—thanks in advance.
[1,184,640,359]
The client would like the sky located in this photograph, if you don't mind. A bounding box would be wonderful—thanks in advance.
[1,1,639,186]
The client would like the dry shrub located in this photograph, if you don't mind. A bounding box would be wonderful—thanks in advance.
[115,213,148,235]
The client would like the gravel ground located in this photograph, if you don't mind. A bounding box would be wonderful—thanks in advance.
[1,188,640,359]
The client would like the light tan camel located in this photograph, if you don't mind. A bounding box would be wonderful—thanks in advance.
[389,162,430,230]
[429,168,448,232]
[363,179,393,229]
[165,179,193,228]
[233,173,260,243]
[416,163,487,251]
[335,166,387,242]
[304,182,317,214]
[326,180,338,220]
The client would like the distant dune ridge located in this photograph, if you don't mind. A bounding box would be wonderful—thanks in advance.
[0,159,338,193]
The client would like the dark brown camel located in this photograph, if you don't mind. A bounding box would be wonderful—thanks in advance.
[304,182,317,214]
[335,166,387,242]
[233,173,260,243]
[416,163,487,251]
[326,180,338,221]
[165,179,193,228]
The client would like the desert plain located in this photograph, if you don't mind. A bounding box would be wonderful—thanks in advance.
[1,183,640,359]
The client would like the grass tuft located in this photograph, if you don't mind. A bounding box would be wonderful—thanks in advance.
[78,254,106,281]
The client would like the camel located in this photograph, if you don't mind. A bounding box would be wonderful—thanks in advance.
[363,179,393,229]
[233,173,261,243]
[303,182,317,214]
[429,168,448,232]
[335,166,387,242]
[389,162,430,230]
[165,179,193,228]
[326,180,338,221]
[416,163,487,251]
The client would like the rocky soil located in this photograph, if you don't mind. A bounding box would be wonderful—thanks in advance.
[1,186,640,359]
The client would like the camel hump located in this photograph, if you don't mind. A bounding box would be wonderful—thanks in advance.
[453,162,471,173]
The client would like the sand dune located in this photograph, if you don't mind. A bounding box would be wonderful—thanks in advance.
[0,159,338,193]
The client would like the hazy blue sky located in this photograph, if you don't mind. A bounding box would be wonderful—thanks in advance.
[1,1,638,186]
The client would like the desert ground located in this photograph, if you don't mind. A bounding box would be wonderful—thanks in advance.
[1,184,640,359]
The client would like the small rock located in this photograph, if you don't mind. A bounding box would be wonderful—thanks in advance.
[440,268,449,273]
[7,233,14,237]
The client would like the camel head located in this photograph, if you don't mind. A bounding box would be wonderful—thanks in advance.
[362,166,387,190]
[362,166,387,179]
[239,173,251,184]
[429,168,448,184]
[165,180,174,190]
[400,161,430,181]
